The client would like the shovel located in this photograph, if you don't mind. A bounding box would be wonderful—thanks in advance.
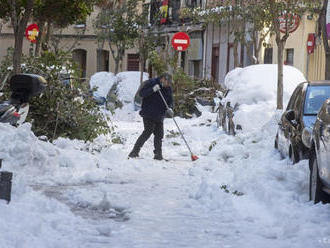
[157,90,199,161]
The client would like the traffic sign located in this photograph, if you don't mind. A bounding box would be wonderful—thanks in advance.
[278,14,300,34]
[307,33,315,54]
[171,32,190,51]
[25,24,39,43]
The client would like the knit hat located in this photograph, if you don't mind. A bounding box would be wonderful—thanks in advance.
[161,72,172,84]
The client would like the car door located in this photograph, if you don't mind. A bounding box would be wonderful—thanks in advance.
[278,85,302,154]
[291,86,304,145]
[318,103,330,185]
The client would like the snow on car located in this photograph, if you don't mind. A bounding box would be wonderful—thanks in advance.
[223,64,306,131]
[89,71,117,99]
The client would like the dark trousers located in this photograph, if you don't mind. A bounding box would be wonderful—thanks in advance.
[132,118,164,155]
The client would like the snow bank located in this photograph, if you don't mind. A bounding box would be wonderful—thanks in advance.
[0,122,127,247]
[89,72,117,98]
[111,71,149,121]
[116,72,149,104]
[89,71,149,102]
[223,65,306,131]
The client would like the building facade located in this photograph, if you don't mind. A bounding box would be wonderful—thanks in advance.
[0,1,327,83]
[260,13,326,81]
[0,6,140,80]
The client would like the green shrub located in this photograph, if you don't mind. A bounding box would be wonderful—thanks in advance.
[0,51,110,142]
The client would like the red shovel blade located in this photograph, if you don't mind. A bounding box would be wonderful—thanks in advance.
[191,155,199,161]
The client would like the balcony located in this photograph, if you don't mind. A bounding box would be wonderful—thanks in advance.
[149,0,202,27]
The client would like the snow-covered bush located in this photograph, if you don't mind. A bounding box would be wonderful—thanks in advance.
[0,51,110,141]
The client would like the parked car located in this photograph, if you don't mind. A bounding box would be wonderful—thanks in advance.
[275,81,330,163]
[309,99,330,203]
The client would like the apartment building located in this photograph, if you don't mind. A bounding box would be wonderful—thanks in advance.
[261,13,326,81]
[149,0,327,83]
[0,1,326,82]
[0,5,139,79]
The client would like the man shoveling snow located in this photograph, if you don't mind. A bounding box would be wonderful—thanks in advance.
[128,73,173,160]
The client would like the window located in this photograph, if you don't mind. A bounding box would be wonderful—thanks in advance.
[97,49,109,72]
[127,54,140,71]
[286,48,294,66]
[193,61,201,79]
[72,49,87,78]
[286,85,302,110]
[169,0,180,23]
[264,48,273,64]
[211,46,219,82]
[304,86,330,115]
[150,0,161,25]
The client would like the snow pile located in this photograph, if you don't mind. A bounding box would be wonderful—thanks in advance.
[0,122,132,247]
[223,64,306,131]
[110,72,149,121]
[89,72,117,98]
[2,65,330,247]
[186,116,330,247]
[115,72,149,104]
[89,71,149,102]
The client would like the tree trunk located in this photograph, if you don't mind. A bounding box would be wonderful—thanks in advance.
[139,51,145,85]
[45,22,51,46]
[277,38,285,110]
[12,24,25,74]
[10,0,34,74]
[320,0,330,80]
[233,40,239,68]
[119,47,125,73]
[35,21,45,56]
[114,54,120,74]
[247,41,256,64]
[139,33,145,85]
[140,58,145,85]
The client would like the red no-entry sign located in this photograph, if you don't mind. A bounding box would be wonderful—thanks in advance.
[25,24,39,43]
[171,32,190,51]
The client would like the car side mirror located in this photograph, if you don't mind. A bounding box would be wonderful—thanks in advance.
[285,110,295,121]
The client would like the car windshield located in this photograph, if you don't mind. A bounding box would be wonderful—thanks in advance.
[304,85,330,115]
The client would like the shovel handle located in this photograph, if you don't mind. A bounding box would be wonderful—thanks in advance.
[157,90,194,157]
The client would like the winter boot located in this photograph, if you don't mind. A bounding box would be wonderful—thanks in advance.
[153,152,163,160]
[154,147,164,160]
[153,154,163,160]
[128,150,139,158]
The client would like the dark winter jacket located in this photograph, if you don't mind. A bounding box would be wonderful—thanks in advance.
[139,77,173,121]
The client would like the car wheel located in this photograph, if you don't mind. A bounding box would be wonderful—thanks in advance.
[309,153,328,204]
[289,144,299,164]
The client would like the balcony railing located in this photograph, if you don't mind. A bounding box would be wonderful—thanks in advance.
[150,0,202,26]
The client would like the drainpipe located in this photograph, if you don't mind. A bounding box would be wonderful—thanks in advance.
[202,0,208,78]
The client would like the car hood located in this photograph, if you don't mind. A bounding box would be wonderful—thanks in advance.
[303,115,317,129]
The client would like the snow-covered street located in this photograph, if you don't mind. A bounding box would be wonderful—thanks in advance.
[1,107,330,248]
[1,69,330,248]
